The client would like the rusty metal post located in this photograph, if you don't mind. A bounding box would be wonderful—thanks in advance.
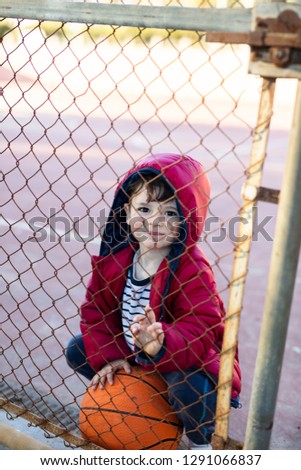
[244,79,301,450]
[0,422,53,450]
[0,398,102,450]
[212,77,276,450]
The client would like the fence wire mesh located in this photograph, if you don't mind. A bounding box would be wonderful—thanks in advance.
[1,0,296,450]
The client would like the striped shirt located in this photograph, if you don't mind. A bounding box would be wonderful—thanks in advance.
[121,263,151,352]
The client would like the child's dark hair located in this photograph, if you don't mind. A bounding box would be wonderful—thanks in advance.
[125,172,175,203]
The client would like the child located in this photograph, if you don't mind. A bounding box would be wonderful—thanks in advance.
[66,153,241,449]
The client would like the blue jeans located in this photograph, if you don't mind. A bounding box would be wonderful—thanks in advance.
[66,334,236,445]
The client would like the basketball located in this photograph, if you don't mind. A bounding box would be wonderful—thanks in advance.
[79,367,182,450]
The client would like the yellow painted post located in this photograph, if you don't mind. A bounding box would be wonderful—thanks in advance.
[212,78,276,449]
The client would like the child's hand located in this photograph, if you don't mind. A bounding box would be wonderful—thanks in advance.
[131,306,164,357]
[90,359,131,390]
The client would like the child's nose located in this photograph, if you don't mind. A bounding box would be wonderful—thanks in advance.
[147,212,165,227]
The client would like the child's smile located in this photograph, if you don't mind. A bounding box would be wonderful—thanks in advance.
[125,186,181,252]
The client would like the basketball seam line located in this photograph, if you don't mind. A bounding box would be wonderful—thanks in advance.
[117,372,169,401]
[81,406,180,427]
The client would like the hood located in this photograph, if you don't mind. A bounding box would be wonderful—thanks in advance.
[100,153,211,257]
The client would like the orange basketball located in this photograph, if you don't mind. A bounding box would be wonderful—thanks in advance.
[79,367,182,450]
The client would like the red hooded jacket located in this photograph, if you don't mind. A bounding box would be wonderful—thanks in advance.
[80,153,241,398]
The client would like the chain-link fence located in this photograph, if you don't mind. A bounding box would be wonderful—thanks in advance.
[1,0,300,450]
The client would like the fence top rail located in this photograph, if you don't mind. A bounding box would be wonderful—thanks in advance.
[0,1,252,32]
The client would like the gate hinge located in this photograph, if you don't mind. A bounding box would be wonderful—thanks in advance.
[206,5,301,78]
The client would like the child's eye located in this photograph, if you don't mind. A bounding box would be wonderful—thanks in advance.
[165,210,178,217]
[137,207,149,214]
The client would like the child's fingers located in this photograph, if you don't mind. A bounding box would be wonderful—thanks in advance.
[132,314,147,324]
[106,370,114,386]
[145,306,156,323]
[148,322,163,334]
[132,309,156,329]
[130,321,141,336]
[90,360,131,390]
[123,362,132,374]
[147,322,164,343]
[131,314,149,334]
[90,375,98,390]
[99,375,106,389]
[91,373,104,390]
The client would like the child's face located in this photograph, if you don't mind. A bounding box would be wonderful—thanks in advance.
[125,186,181,252]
